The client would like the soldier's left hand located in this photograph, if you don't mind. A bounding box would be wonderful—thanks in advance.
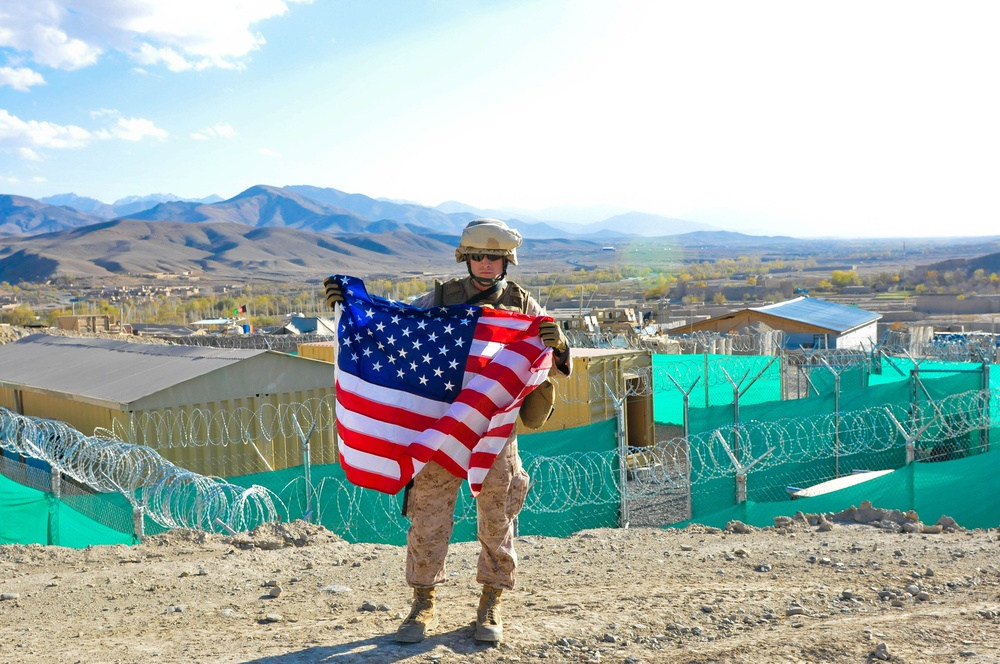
[539,321,568,352]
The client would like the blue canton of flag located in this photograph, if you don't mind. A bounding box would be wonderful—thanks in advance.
[335,275,478,401]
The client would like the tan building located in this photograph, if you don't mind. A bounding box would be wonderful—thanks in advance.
[0,334,337,478]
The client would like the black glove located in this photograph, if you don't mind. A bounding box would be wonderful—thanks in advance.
[539,320,568,352]
[323,276,344,309]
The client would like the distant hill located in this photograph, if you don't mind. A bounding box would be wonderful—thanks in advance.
[41,192,223,220]
[666,230,802,246]
[0,195,105,236]
[126,185,375,233]
[0,219,458,283]
[0,217,610,283]
[8,184,769,243]
[925,251,1000,274]
[286,185,473,233]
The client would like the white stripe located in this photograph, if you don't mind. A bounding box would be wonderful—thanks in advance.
[336,402,424,446]
[478,314,534,331]
[337,369,450,414]
[337,437,402,480]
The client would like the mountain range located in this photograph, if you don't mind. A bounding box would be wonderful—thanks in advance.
[0,184,798,284]
[1,184,718,239]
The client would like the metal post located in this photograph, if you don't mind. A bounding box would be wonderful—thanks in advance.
[607,382,629,528]
[133,504,145,542]
[982,361,990,453]
[834,371,841,476]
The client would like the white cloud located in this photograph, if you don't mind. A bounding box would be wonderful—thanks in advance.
[0,0,312,72]
[0,109,166,159]
[94,116,168,141]
[191,124,236,140]
[18,147,43,161]
[0,109,91,150]
[0,66,46,91]
[258,147,281,158]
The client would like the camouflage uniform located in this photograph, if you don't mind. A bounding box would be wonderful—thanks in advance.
[405,277,567,590]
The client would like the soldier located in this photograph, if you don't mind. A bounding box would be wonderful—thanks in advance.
[325,218,571,643]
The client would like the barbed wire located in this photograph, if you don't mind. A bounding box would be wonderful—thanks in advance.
[0,407,281,532]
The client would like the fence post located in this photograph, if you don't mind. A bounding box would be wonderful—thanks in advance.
[609,386,629,528]
[983,361,991,453]
[47,470,61,546]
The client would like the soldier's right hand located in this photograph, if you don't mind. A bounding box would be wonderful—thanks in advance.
[323,276,344,309]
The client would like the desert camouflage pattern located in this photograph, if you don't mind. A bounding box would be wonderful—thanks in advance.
[405,439,529,589]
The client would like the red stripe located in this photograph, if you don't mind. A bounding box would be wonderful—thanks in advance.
[335,379,439,433]
[340,456,413,494]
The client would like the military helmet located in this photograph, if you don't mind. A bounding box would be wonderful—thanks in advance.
[455,218,522,265]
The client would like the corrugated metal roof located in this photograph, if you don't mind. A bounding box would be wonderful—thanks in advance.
[750,297,881,333]
[0,334,266,408]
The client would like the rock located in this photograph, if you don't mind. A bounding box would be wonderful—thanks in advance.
[263,613,282,623]
[726,520,753,534]
[871,642,891,660]
[1,593,20,601]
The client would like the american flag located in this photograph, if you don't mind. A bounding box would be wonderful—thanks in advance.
[330,275,554,496]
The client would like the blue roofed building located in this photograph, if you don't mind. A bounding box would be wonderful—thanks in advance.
[678,296,882,350]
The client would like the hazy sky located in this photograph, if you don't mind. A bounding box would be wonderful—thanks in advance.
[1,1,998,238]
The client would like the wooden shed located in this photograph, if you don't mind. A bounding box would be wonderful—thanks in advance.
[0,334,338,478]
[539,348,654,447]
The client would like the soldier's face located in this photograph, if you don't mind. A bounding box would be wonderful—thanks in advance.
[469,254,504,280]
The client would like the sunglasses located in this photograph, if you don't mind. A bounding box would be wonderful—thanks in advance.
[467,253,504,262]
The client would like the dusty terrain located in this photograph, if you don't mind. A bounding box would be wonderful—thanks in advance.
[2,506,1000,664]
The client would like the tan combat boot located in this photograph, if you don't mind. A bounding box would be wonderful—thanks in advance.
[474,585,504,642]
[395,586,438,643]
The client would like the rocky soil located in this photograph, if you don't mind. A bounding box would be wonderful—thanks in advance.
[2,504,1000,664]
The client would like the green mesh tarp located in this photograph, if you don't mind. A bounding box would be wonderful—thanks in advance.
[653,354,781,426]
[670,446,1000,531]
[0,473,135,547]
[685,361,987,521]
[227,418,620,545]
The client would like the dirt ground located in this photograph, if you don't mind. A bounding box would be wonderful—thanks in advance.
[2,505,1000,664]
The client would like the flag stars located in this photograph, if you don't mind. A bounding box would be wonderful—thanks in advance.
[438,345,449,356]
[444,381,455,391]
[375,321,386,332]
[427,332,438,343]
[372,361,382,371]
[362,347,373,357]
[442,324,454,334]
[449,359,459,370]
[433,367,444,378]
[397,369,406,379]
[419,375,429,386]
[422,353,433,364]
[386,334,396,345]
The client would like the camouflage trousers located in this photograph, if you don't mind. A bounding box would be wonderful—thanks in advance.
[405,438,530,590]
